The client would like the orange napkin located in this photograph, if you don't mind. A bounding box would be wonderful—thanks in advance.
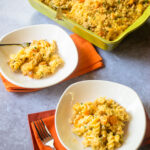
[28,110,150,150]
[0,34,103,92]
[31,116,65,150]
[28,110,66,150]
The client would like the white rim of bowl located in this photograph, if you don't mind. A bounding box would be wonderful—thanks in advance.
[0,24,78,88]
[55,80,146,150]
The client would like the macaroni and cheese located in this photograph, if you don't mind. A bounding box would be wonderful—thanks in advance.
[9,40,63,79]
[40,0,150,41]
[70,97,129,150]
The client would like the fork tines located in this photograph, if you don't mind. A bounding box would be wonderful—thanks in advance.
[33,119,51,141]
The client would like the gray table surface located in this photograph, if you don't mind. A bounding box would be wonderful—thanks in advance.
[0,0,150,150]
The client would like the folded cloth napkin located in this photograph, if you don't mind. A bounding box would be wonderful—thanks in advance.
[31,114,65,150]
[28,110,150,150]
[0,34,104,92]
[28,110,65,150]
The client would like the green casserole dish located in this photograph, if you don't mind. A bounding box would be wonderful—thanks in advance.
[28,0,150,50]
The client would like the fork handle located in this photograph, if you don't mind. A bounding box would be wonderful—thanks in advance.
[45,141,56,150]
[0,44,22,46]
[46,146,56,150]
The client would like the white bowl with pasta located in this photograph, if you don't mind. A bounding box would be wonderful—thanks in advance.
[55,80,146,150]
[0,24,78,88]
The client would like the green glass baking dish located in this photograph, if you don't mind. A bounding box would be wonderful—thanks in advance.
[28,0,150,50]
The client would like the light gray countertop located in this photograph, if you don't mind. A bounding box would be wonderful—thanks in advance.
[0,0,150,149]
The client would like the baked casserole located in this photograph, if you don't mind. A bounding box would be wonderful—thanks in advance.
[40,0,150,41]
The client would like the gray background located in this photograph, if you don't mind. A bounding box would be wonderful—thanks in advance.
[0,0,150,149]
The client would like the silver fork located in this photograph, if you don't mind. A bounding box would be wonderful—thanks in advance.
[0,42,31,48]
[33,119,56,150]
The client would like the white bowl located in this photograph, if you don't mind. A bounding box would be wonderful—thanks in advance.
[0,24,78,88]
[55,80,146,150]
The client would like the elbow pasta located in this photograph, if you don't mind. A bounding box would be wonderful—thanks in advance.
[70,97,129,150]
[9,40,63,79]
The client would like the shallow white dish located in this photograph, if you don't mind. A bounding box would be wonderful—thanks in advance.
[55,80,146,150]
[0,24,78,88]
